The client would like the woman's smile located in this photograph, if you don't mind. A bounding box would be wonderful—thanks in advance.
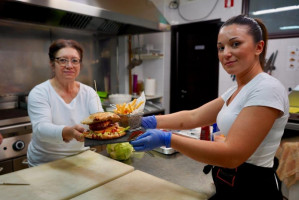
[224,60,237,67]
[63,70,75,74]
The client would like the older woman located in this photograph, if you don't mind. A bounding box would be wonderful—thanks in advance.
[27,39,103,167]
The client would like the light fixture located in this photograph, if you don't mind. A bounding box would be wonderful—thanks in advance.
[252,5,299,15]
[280,25,299,30]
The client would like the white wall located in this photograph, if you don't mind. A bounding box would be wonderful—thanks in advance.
[118,31,171,112]
[153,0,242,25]
[128,32,171,114]
[150,0,242,113]
[267,38,299,91]
[122,0,299,113]
[152,0,299,109]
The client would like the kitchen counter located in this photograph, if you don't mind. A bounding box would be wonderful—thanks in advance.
[100,148,215,198]
[72,170,207,200]
[0,151,134,200]
[0,150,210,200]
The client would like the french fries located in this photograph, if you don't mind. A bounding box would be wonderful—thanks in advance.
[114,99,144,115]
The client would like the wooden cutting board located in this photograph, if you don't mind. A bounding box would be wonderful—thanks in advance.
[0,150,134,200]
[71,170,208,200]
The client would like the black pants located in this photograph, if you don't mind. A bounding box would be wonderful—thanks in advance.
[209,162,282,200]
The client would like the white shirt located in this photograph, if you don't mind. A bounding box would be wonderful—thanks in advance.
[216,73,289,167]
[27,80,103,166]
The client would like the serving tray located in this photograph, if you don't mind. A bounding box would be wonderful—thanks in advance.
[84,128,144,147]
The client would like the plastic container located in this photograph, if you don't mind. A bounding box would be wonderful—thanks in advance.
[109,94,132,105]
[213,132,226,142]
[200,126,210,141]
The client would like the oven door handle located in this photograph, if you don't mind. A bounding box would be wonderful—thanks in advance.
[0,122,32,131]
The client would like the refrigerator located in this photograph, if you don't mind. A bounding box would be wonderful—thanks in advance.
[170,19,222,113]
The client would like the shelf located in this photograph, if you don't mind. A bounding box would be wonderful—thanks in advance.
[145,95,162,100]
[140,54,163,60]
[131,95,162,100]
[144,109,165,116]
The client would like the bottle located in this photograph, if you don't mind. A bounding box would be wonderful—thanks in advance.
[211,123,220,141]
[132,74,138,96]
[212,123,219,133]
[200,126,210,141]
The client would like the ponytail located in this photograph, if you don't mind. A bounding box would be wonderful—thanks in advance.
[254,18,268,69]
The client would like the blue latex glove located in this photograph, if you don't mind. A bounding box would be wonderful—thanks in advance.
[141,115,157,129]
[130,129,172,151]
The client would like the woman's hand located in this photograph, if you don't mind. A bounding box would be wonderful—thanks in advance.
[0,133,3,145]
[62,125,85,143]
[141,115,157,129]
[130,129,172,151]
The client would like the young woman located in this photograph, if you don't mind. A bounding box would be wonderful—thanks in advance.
[131,15,289,200]
[27,39,103,167]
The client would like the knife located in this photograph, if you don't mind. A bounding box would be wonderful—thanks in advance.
[0,182,30,185]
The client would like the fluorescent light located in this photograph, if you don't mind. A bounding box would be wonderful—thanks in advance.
[280,25,299,30]
[252,5,299,15]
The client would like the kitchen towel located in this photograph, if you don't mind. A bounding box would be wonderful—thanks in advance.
[145,78,156,96]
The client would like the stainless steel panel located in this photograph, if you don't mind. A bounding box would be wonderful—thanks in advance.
[0,0,169,35]
[0,133,32,161]
[153,147,177,155]
[0,122,32,134]
[0,19,113,96]
[0,95,18,102]
[0,117,30,127]
[0,102,18,110]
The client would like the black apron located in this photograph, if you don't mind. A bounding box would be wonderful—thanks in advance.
[209,161,283,200]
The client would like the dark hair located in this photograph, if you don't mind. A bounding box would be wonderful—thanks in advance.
[48,39,83,62]
[221,15,268,68]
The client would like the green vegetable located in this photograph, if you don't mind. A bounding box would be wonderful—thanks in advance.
[106,142,133,161]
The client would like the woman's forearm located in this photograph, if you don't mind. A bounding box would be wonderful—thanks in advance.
[156,97,224,130]
[171,134,242,168]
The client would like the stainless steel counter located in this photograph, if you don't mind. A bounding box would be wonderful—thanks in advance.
[100,150,215,197]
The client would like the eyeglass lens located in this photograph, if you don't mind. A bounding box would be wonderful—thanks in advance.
[55,57,80,66]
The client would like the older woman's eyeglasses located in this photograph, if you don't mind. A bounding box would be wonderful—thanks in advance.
[55,57,81,66]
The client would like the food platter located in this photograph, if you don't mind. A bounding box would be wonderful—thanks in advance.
[84,128,144,147]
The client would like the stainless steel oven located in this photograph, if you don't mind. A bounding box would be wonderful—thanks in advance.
[0,95,32,175]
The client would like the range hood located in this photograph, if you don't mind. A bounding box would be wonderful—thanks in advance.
[0,0,169,35]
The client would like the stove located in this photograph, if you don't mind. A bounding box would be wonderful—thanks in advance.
[0,96,32,175]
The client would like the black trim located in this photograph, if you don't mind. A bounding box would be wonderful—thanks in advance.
[243,0,299,39]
